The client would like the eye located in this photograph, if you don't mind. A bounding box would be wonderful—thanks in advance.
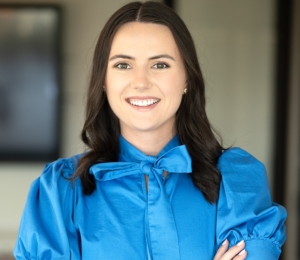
[115,63,131,70]
[152,62,169,69]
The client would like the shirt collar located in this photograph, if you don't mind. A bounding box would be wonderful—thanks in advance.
[118,135,182,163]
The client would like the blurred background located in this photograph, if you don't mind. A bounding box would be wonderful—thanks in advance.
[0,0,299,259]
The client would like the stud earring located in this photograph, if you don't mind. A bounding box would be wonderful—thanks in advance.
[183,88,187,94]
[103,85,106,92]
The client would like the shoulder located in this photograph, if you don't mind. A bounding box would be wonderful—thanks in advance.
[217,147,267,190]
[26,153,85,211]
[217,147,264,171]
[43,153,83,176]
[37,153,84,188]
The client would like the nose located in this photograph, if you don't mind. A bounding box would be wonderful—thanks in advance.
[131,67,151,91]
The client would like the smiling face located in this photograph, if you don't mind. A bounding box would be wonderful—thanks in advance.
[105,22,187,140]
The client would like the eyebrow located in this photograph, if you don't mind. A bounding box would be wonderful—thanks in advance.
[109,54,134,61]
[109,54,175,61]
[149,55,175,61]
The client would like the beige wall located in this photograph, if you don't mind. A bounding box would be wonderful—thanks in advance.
[0,0,276,254]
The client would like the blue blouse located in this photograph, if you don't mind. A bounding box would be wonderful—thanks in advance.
[14,135,286,259]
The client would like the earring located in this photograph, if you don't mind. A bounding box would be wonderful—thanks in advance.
[183,88,187,94]
[103,85,106,92]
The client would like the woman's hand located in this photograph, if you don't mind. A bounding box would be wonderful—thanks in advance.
[213,240,247,260]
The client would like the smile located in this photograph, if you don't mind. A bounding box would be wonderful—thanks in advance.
[127,99,160,107]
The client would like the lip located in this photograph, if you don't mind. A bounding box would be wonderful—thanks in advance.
[125,96,160,111]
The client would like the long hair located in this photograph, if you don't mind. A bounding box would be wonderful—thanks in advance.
[72,1,223,203]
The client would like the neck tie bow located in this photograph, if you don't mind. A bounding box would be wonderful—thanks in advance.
[90,145,192,181]
[89,144,192,260]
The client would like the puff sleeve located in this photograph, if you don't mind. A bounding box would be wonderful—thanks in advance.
[216,148,286,259]
[14,157,81,260]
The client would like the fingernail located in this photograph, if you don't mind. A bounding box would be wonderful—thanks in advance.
[237,240,244,246]
[222,239,228,246]
[238,249,246,255]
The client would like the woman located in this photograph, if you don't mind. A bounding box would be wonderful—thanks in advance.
[14,1,286,259]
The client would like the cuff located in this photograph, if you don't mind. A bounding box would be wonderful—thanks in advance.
[245,239,281,260]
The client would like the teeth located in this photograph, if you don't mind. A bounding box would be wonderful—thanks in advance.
[128,99,159,107]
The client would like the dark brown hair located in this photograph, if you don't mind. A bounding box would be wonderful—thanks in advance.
[72,1,223,203]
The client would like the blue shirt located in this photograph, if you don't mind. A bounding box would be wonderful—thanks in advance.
[14,135,286,259]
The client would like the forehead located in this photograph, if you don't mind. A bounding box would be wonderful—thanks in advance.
[110,22,180,56]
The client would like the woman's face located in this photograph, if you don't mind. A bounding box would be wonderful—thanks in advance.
[105,22,186,138]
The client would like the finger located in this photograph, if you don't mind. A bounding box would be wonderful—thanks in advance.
[233,249,247,260]
[213,239,229,260]
[219,240,246,260]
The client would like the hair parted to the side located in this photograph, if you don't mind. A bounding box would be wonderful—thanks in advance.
[72,1,224,203]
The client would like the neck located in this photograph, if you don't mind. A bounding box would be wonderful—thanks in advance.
[121,129,176,156]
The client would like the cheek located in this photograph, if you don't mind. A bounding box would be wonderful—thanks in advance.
[106,75,122,98]
[105,71,130,97]
[162,85,184,111]
[105,73,116,91]
[162,74,186,97]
